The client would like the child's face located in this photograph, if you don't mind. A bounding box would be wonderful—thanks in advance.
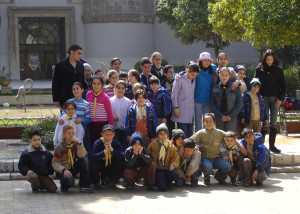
[116,84,126,97]
[219,70,230,84]
[132,143,142,152]
[102,130,115,142]
[203,116,215,130]
[150,83,159,93]
[95,72,106,81]
[128,72,137,85]
[109,73,118,85]
[250,85,260,94]
[141,63,151,77]
[92,79,103,93]
[187,71,199,80]
[237,70,246,80]
[72,84,84,99]
[184,147,194,158]
[217,55,228,67]
[65,104,75,117]
[243,133,255,145]
[158,131,168,142]
[136,94,146,107]
[225,137,236,148]
[84,67,92,79]
[29,135,41,148]
[119,77,128,83]
[153,55,162,68]
[175,137,184,148]
[62,128,75,144]
[164,68,174,81]
[201,59,211,69]
[111,60,122,72]
[266,56,274,66]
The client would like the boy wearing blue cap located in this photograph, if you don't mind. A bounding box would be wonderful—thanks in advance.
[124,132,157,191]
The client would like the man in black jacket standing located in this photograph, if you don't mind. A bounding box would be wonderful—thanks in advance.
[52,44,86,109]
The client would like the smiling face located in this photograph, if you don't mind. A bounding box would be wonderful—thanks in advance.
[72,84,84,99]
[203,115,215,130]
[141,63,151,77]
[102,130,115,142]
[92,79,103,94]
[217,55,228,67]
[109,73,118,86]
[164,68,174,81]
[243,132,255,145]
[225,136,235,148]
[174,137,184,149]
[152,55,162,68]
[29,135,41,148]
[84,67,92,79]
[136,94,146,107]
[65,104,75,117]
[116,83,126,98]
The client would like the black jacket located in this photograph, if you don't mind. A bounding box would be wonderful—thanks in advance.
[91,139,125,162]
[124,147,152,169]
[18,144,54,176]
[52,57,86,107]
[254,65,286,101]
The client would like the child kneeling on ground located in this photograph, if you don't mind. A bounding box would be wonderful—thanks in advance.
[147,123,179,191]
[124,132,157,191]
[52,125,92,193]
[18,129,57,193]
[175,138,201,187]
[241,128,271,187]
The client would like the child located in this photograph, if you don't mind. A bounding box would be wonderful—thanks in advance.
[235,65,250,93]
[148,76,171,124]
[90,125,125,189]
[83,63,92,88]
[53,99,85,146]
[119,72,128,83]
[220,131,247,185]
[215,53,238,85]
[110,80,132,150]
[130,83,154,109]
[240,78,269,133]
[171,63,199,137]
[18,129,57,193]
[124,132,157,191]
[95,68,106,83]
[110,57,122,73]
[52,125,92,193]
[240,128,271,186]
[125,90,159,147]
[150,52,164,81]
[86,75,113,149]
[147,123,179,191]
[104,70,119,98]
[125,69,140,100]
[175,138,201,187]
[140,57,153,89]
[191,113,232,185]
[211,67,243,132]
[171,129,185,158]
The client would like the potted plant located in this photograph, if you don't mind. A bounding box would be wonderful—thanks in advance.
[0,66,12,87]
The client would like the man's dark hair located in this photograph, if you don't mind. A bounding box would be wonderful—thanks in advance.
[67,44,82,54]
[148,76,160,85]
[29,129,41,139]
[183,138,195,148]
[203,113,215,122]
[163,65,174,75]
[141,57,151,66]
[119,72,128,79]
[135,89,148,100]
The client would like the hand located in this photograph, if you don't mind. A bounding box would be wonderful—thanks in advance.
[231,80,239,90]
[71,136,80,143]
[241,118,245,124]
[104,144,109,153]
[275,99,282,107]
[265,120,269,127]
[252,170,259,181]
[53,102,60,108]
[113,114,119,121]
[221,116,228,122]
[222,156,229,161]
[27,170,34,176]
[74,118,83,124]
[64,169,72,178]
[108,144,114,152]
[226,116,231,121]
[174,112,180,118]
[175,74,181,80]
[58,118,65,125]
[133,149,139,155]
[169,165,175,171]
[160,118,167,124]
[240,146,248,156]
[184,175,191,182]
[138,147,143,155]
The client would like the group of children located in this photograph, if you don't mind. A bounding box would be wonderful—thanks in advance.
[19,50,273,193]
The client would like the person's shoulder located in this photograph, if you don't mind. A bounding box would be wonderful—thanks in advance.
[54,142,65,153]
[20,148,29,156]
[56,57,68,66]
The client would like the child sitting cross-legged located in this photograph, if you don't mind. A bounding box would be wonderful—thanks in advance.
[175,138,201,187]
[52,125,92,193]
[147,123,179,191]
[18,129,57,193]
[124,132,157,191]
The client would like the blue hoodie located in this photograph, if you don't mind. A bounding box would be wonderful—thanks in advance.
[147,86,171,119]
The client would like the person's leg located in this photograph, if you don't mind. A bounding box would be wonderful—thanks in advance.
[261,97,271,141]
[187,123,194,138]
[228,163,238,183]
[268,97,280,153]
[237,155,245,180]
[175,177,186,187]
[108,158,124,184]
[155,169,168,191]
[194,103,203,132]
[256,170,268,185]
[140,162,156,186]
[213,157,232,184]
[243,158,253,186]
[83,125,90,155]
[74,157,91,188]
[57,172,74,191]
[38,175,57,193]
[90,158,102,186]
[225,117,238,132]
[124,168,137,186]
[252,120,261,133]
[166,170,179,188]
[27,173,41,192]
[215,118,226,132]
[190,168,202,187]
[201,158,213,184]
[177,123,188,137]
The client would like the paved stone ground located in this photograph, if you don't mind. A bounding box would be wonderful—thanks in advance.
[0,173,299,214]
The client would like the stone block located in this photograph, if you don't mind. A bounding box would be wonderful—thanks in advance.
[0,160,14,172]
[271,153,293,166]
[10,172,24,180]
[0,86,12,94]
[293,154,300,165]
[13,159,19,172]
[0,173,10,181]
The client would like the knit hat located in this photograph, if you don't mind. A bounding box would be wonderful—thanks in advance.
[130,132,143,146]
[171,129,185,142]
[83,63,92,69]
[197,52,213,63]
[249,78,261,88]
[235,65,246,72]
[102,124,115,132]
[156,123,169,136]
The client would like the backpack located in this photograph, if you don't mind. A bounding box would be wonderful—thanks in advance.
[282,97,300,110]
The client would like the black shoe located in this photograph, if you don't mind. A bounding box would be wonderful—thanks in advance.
[230,178,236,185]
[80,187,93,193]
[214,175,227,185]
[256,181,263,186]
[270,146,281,154]
[60,187,68,192]
[234,178,245,186]
[244,180,253,187]
[32,188,39,193]
[104,178,117,189]
[93,183,101,190]
[125,184,134,190]
[147,184,158,191]
[204,179,210,185]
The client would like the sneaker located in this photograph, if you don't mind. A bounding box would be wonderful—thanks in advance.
[234,178,245,186]
[32,188,39,193]
[147,184,158,191]
[125,184,134,190]
[80,187,93,193]
[104,178,117,189]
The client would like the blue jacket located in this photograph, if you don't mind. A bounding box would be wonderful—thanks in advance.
[148,86,171,119]
[241,133,271,176]
[91,138,125,162]
[240,91,268,124]
[18,144,54,176]
[125,103,159,138]
[210,81,243,119]
[140,73,153,89]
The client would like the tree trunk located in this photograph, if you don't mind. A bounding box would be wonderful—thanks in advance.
[213,36,219,59]
[259,48,263,62]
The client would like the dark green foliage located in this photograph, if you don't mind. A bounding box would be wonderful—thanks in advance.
[283,66,300,97]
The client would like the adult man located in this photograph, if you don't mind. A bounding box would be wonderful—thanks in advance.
[52,44,86,109]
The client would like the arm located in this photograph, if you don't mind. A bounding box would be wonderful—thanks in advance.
[228,87,243,118]
[170,147,180,168]
[91,140,106,161]
[278,67,286,102]
[124,148,139,168]
[171,79,181,117]
[139,148,153,165]
[162,92,171,119]
[76,124,85,144]
[124,108,133,137]
[84,102,91,125]
[18,152,30,176]
[53,122,61,146]
[51,150,66,174]
[210,89,224,119]
[104,96,114,125]
[111,141,125,160]
[186,150,201,177]
[47,151,54,175]
[76,143,87,159]
[255,145,270,172]
[219,142,229,158]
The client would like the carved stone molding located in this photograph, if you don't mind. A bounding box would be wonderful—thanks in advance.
[0,0,14,4]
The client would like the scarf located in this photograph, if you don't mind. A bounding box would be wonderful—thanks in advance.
[108,83,116,96]
[64,114,75,128]
[93,90,103,117]
[228,144,237,166]
[158,140,168,165]
[66,143,74,168]
[181,155,190,171]
[101,137,112,167]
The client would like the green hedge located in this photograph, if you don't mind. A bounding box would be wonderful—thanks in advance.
[283,66,300,97]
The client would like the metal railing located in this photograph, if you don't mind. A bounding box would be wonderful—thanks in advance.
[0,117,56,127]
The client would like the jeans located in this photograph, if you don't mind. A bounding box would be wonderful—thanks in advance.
[263,96,278,129]
[201,157,232,182]
[215,116,238,132]
[155,169,179,191]
[175,169,201,187]
[177,123,193,138]
[194,103,211,132]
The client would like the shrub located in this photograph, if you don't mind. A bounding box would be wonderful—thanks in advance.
[283,66,300,97]
[134,59,168,73]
